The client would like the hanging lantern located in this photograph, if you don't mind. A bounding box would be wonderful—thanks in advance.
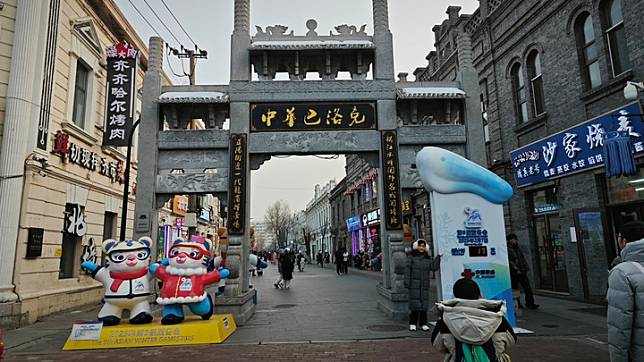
[603,130,637,177]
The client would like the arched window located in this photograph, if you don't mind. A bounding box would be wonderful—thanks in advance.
[511,63,528,123]
[575,13,601,89]
[527,51,545,116]
[602,0,631,76]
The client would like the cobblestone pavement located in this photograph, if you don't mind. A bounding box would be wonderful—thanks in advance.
[3,263,610,360]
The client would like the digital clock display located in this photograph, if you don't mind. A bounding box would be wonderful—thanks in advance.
[469,246,488,257]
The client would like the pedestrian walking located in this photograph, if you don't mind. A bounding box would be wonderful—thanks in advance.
[274,249,284,289]
[431,278,516,361]
[281,248,295,289]
[342,249,349,274]
[610,226,632,270]
[405,239,441,331]
[317,250,323,268]
[297,251,305,272]
[507,233,539,309]
[335,247,344,275]
[607,220,644,362]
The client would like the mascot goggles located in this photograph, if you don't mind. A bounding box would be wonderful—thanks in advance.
[108,248,150,263]
[169,246,208,260]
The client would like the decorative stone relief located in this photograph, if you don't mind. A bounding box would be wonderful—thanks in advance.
[234,0,250,33]
[158,149,229,170]
[330,24,367,37]
[249,131,380,154]
[156,173,228,194]
[254,25,294,40]
[159,129,229,150]
[250,154,272,171]
[400,165,422,189]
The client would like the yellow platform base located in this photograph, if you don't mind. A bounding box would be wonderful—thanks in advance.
[63,314,236,350]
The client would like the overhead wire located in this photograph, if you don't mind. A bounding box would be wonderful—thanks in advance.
[160,0,198,47]
[127,0,163,38]
[141,0,184,47]
[126,0,187,84]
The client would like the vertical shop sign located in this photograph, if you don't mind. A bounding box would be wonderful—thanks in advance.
[381,131,402,229]
[103,41,138,146]
[228,134,247,235]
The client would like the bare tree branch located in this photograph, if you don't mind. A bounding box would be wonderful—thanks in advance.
[264,200,293,248]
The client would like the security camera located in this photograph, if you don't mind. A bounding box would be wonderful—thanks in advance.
[624,81,643,101]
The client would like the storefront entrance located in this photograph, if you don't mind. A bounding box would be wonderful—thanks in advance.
[531,188,569,293]
[534,213,569,293]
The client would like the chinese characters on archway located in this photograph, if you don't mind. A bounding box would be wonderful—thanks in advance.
[381,131,402,230]
[250,102,377,132]
[511,103,643,188]
[228,134,247,235]
[103,41,138,147]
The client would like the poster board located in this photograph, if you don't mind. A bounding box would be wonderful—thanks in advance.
[430,191,516,326]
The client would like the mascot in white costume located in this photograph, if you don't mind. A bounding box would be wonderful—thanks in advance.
[81,237,155,326]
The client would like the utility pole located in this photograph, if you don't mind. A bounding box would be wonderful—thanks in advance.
[169,46,207,236]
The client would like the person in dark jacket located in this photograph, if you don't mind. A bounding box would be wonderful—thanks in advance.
[507,233,539,309]
[404,239,441,331]
[335,247,344,275]
[607,220,644,362]
[280,248,295,289]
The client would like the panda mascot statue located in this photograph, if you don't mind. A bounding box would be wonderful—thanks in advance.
[81,237,155,326]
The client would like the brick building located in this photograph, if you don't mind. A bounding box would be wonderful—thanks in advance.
[415,0,643,302]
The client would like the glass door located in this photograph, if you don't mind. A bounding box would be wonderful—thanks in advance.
[533,214,569,292]
[534,216,553,290]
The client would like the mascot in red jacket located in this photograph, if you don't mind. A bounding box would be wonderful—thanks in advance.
[150,237,229,325]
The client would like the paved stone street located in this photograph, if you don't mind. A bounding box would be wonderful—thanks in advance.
[3,263,610,360]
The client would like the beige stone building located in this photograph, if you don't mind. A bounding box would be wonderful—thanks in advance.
[0,0,170,327]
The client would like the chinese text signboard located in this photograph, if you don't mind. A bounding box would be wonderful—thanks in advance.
[103,41,138,146]
[26,228,44,258]
[53,130,124,183]
[381,131,402,230]
[511,102,643,188]
[250,102,376,132]
[228,134,247,235]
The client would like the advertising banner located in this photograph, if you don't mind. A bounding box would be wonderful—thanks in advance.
[431,191,516,326]
[510,102,642,188]
[103,41,138,147]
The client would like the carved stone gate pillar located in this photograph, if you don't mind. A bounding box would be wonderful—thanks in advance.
[133,37,163,244]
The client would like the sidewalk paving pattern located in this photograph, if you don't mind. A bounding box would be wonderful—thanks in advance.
[3,264,610,361]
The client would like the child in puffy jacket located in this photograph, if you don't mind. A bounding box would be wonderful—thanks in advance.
[431,278,516,362]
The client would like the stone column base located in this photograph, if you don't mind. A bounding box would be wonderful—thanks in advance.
[376,284,408,320]
[0,301,27,329]
[214,289,256,326]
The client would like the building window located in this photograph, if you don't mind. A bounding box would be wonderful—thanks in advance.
[602,0,631,76]
[575,13,601,89]
[511,63,528,123]
[72,60,90,129]
[527,51,545,116]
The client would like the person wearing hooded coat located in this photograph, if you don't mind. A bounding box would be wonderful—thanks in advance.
[280,248,295,289]
[607,220,644,362]
[404,239,441,331]
[431,278,516,362]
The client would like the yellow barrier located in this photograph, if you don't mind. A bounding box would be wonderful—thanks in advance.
[63,314,236,350]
